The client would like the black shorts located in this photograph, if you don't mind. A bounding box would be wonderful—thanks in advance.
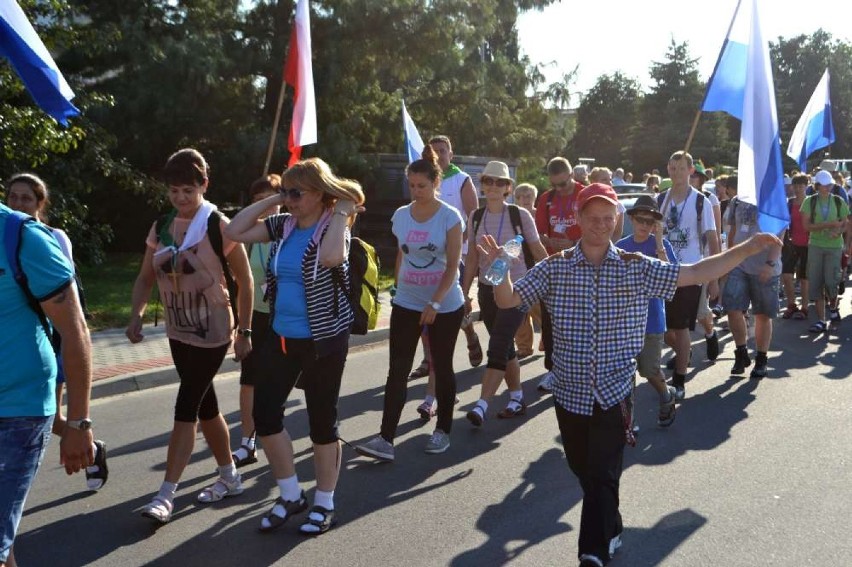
[665,284,702,331]
[239,310,271,386]
[781,243,808,280]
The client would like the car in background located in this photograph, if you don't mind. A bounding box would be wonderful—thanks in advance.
[612,182,648,195]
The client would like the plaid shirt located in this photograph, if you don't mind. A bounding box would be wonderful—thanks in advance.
[515,243,680,415]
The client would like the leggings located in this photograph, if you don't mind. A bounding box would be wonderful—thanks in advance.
[381,304,464,441]
[170,340,229,423]
[253,333,347,444]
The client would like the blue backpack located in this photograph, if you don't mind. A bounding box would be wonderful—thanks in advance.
[3,210,56,350]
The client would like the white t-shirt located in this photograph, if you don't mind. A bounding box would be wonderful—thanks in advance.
[660,189,717,264]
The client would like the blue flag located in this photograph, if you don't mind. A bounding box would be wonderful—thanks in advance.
[0,0,79,124]
[702,0,788,235]
[786,69,835,172]
[402,99,424,164]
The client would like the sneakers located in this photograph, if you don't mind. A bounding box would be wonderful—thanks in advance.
[466,406,485,427]
[86,440,109,491]
[417,400,436,421]
[657,387,677,427]
[750,354,768,380]
[609,533,623,557]
[355,435,395,462]
[537,372,554,393]
[424,430,450,454]
[705,331,720,361]
[141,496,173,524]
[670,374,685,401]
[197,475,244,503]
[731,347,752,375]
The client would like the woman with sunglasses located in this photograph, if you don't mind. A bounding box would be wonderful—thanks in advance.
[462,162,547,426]
[225,158,364,535]
[126,148,254,524]
[355,144,465,461]
[228,174,282,468]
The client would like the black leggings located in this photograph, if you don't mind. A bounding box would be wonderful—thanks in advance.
[239,310,271,386]
[478,284,524,371]
[253,333,347,444]
[170,340,229,422]
[381,304,464,441]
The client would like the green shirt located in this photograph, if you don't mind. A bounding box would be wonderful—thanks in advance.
[801,194,849,249]
[249,242,271,314]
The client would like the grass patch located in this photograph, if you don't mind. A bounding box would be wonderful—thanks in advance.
[78,253,162,331]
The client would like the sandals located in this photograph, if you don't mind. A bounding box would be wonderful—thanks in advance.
[197,475,244,503]
[781,304,798,319]
[466,406,485,427]
[299,505,337,536]
[409,359,430,379]
[86,440,109,491]
[417,400,436,421]
[232,444,258,468]
[809,321,827,333]
[259,490,308,532]
[467,333,483,367]
[792,307,808,320]
[141,496,173,524]
[497,400,526,419]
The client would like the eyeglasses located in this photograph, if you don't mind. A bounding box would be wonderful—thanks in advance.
[551,180,571,189]
[279,187,307,200]
[482,177,510,188]
[632,216,657,227]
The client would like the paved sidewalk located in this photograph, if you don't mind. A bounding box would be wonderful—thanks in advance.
[90,282,481,399]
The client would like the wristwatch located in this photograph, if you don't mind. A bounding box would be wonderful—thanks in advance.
[67,418,93,431]
[237,328,253,338]
[428,301,441,311]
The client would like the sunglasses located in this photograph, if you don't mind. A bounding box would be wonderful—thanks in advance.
[482,177,510,188]
[278,187,308,200]
[632,216,657,227]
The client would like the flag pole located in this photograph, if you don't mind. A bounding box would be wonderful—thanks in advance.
[263,77,289,176]
[684,109,702,153]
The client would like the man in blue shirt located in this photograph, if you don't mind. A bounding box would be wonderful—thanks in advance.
[0,204,95,567]
[482,184,782,567]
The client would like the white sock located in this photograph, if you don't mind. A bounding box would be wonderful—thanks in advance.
[242,436,256,450]
[158,481,178,503]
[424,395,435,406]
[509,390,523,402]
[277,475,302,502]
[475,399,488,413]
[218,463,238,482]
[314,489,335,511]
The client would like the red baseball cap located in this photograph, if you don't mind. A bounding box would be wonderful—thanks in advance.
[577,182,619,211]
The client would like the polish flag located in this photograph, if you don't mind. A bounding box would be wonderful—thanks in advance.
[284,0,316,166]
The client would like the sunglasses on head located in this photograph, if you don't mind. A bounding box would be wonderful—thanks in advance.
[279,187,307,200]
[482,177,510,188]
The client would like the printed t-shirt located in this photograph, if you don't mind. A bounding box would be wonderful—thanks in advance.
[273,224,314,338]
[392,202,465,313]
[728,198,782,276]
[535,185,583,252]
[0,206,74,417]
[468,204,540,283]
[146,215,237,348]
[660,189,716,263]
[616,234,677,334]
[249,241,272,315]
[800,194,850,249]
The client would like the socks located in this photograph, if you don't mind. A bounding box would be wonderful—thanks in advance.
[509,390,523,402]
[277,474,302,503]
[233,436,256,462]
[242,436,256,450]
[314,489,335,511]
[158,481,178,503]
[705,331,715,339]
[218,462,238,482]
[475,399,488,413]
[423,395,435,407]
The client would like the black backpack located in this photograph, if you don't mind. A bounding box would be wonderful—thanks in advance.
[155,209,239,328]
[471,204,535,269]
[337,237,380,335]
[807,194,845,224]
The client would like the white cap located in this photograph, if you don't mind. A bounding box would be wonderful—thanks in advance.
[814,170,833,186]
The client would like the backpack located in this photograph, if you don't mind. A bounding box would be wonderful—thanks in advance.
[471,204,535,269]
[808,194,844,224]
[3,210,59,352]
[155,209,239,328]
[333,236,380,335]
[657,189,706,250]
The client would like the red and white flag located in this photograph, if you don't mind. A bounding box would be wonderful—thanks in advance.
[284,0,316,166]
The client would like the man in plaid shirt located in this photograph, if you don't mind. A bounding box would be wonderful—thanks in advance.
[480,183,782,567]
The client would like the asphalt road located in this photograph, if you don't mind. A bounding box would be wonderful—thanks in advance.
[16,310,852,566]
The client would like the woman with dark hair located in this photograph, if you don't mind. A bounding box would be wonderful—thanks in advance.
[225,157,364,535]
[355,144,465,461]
[229,174,282,468]
[6,173,109,492]
[126,148,254,524]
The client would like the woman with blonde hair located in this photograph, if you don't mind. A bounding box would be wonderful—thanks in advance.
[225,157,364,535]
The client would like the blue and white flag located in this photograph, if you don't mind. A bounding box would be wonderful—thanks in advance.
[702,0,788,234]
[402,99,424,164]
[786,69,835,172]
[0,0,79,124]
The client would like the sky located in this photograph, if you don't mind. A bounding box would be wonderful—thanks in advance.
[517,0,852,101]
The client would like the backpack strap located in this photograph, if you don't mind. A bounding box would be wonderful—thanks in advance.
[206,211,239,329]
[809,194,844,224]
[470,206,486,239]
[3,211,56,349]
[507,204,535,269]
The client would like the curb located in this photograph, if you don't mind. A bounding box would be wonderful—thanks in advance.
[91,310,476,401]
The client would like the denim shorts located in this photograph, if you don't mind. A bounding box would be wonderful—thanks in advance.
[722,267,780,317]
[0,416,53,562]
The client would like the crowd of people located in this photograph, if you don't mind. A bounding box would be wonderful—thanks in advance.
[2,137,850,567]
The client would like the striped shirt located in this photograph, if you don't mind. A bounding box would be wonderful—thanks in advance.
[264,211,352,355]
[515,243,680,415]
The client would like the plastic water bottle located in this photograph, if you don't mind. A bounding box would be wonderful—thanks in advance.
[484,235,524,286]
